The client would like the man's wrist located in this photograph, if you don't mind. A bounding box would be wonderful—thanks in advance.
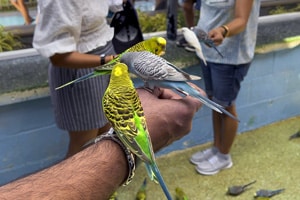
[83,129,136,186]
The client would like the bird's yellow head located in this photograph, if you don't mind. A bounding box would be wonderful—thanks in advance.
[112,63,128,77]
[148,37,166,56]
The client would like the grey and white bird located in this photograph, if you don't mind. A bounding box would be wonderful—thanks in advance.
[193,27,224,58]
[181,27,207,66]
[120,51,239,121]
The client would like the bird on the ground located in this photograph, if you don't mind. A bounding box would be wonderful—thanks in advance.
[175,187,189,200]
[289,129,300,140]
[135,178,147,200]
[227,180,256,196]
[254,188,285,198]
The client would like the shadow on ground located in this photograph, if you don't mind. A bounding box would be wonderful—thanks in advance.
[116,115,300,200]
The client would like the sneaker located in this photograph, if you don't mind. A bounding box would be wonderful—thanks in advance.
[184,45,196,52]
[176,36,195,52]
[176,36,188,47]
[190,147,218,165]
[195,153,233,175]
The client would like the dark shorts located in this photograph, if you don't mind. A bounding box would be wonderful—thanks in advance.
[200,61,250,107]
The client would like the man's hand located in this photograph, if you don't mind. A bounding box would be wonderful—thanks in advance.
[137,87,203,152]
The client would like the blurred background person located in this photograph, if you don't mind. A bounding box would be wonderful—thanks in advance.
[10,0,34,25]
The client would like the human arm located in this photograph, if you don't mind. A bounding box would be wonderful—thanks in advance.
[33,0,117,69]
[0,87,202,200]
[50,52,117,69]
[208,0,254,45]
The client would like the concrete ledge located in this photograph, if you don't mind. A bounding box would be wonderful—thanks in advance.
[256,12,300,46]
[0,13,299,104]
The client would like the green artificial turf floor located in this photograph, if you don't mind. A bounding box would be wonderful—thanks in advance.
[116,115,300,200]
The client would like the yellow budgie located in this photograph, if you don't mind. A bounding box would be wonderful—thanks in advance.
[102,63,172,200]
[56,37,166,90]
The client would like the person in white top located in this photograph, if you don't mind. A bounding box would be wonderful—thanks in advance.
[10,0,34,25]
[33,0,124,157]
[190,0,260,175]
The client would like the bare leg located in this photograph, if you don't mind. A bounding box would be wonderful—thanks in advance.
[213,104,238,154]
[10,0,33,24]
[66,129,99,158]
[66,123,112,157]
[182,0,195,28]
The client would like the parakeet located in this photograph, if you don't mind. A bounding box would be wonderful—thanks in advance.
[227,180,256,196]
[120,51,239,121]
[55,37,167,90]
[175,187,189,200]
[102,63,173,200]
[181,27,207,66]
[120,50,201,82]
[193,27,224,58]
[135,178,147,200]
[254,188,285,198]
[109,191,118,200]
[289,129,300,140]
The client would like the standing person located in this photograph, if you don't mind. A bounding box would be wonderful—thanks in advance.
[176,0,201,51]
[190,0,261,175]
[33,0,123,157]
[10,0,34,25]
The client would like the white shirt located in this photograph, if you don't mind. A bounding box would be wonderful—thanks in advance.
[33,0,123,58]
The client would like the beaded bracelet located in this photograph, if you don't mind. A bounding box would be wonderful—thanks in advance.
[83,128,136,186]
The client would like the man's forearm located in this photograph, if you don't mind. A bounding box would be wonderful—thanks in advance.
[0,140,127,200]
[0,88,202,199]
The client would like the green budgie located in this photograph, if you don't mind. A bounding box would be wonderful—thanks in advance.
[108,191,118,200]
[102,63,173,200]
[135,178,147,200]
[175,187,189,200]
[120,51,239,121]
[55,37,167,90]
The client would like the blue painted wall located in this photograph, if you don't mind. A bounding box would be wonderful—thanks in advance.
[0,45,299,186]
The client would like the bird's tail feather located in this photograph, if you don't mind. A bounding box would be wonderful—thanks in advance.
[176,83,239,121]
[55,72,95,90]
[213,46,224,58]
[195,49,207,66]
[150,163,173,200]
[145,163,157,183]
[94,62,116,71]
[193,92,240,122]
[189,74,202,80]
[271,189,285,196]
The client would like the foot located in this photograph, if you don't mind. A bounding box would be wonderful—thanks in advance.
[195,153,233,175]
[190,146,218,165]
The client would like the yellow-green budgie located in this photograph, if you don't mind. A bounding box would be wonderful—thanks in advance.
[102,63,172,200]
[108,191,118,200]
[175,187,189,200]
[55,37,166,90]
[135,178,147,200]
